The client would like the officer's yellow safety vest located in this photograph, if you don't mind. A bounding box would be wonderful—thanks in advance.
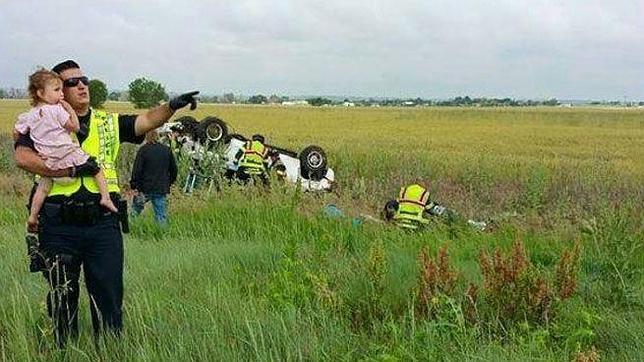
[49,109,120,196]
[394,184,430,229]
[239,140,268,174]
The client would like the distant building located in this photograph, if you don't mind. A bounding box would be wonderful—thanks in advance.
[281,100,309,106]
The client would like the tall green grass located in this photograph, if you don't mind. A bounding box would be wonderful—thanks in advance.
[0,188,641,360]
[0,101,642,360]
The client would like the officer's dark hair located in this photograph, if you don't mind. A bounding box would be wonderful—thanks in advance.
[252,134,265,143]
[382,200,399,221]
[52,60,81,74]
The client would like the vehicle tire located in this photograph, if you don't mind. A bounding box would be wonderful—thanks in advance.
[197,117,228,146]
[299,145,328,181]
[175,116,199,138]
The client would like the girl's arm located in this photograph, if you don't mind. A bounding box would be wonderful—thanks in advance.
[60,100,80,132]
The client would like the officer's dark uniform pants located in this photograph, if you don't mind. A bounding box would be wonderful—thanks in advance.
[39,203,123,345]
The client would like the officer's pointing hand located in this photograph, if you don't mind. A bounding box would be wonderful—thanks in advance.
[169,91,199,111]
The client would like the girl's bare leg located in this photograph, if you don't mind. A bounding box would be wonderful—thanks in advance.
[95,169,118,212]
[28,177,52,231]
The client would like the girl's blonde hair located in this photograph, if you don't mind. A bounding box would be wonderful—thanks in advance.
[28,68,62,106]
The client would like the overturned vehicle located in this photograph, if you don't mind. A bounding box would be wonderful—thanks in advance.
[158,116,335,192]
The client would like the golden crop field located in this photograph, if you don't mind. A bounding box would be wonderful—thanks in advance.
[3,100,643,170]
[0,99,642,360]
[2,99,642,216]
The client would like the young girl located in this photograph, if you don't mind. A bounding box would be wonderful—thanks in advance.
[15,69,118,231]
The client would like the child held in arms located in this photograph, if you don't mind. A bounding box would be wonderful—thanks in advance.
[14,68,118,232]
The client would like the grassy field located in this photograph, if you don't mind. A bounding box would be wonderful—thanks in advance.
[0,100,642,361]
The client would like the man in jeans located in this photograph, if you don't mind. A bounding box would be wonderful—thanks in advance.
[130,129,178,225]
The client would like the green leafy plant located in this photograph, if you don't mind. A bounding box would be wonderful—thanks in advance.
[128,77,168,109]
[89,79,108,109]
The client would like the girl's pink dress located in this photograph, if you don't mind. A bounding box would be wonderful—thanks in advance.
[14,104,89,170]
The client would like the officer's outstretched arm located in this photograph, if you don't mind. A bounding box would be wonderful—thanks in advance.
[134,91,199,136]
[134,104,175,137]
[15,146,69,177]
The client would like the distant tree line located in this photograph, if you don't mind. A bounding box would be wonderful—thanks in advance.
[294,96,563,107]
[0,88,27,99]
[236,94,290,104]
[589,100,644,107]
[306,97,334,106]
[2,84,643,108]
[371,96,562,107]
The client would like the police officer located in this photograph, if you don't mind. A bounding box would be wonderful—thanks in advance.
[382,184,448,230]
[13,60,198,345]
[234,134,270,186]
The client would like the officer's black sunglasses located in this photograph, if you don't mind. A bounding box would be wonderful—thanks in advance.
[63,76,90,88]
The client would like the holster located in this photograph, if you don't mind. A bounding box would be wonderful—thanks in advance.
[118,199,129,233]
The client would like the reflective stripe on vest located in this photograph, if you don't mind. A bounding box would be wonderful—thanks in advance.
[395,218,422,229]
[394,184,429,224]
[240,140,267,170]
[49,109,120,196]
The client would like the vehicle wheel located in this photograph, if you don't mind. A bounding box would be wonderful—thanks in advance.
[175,116,199,139]
[299,145,328,181]
[197,117,228,146]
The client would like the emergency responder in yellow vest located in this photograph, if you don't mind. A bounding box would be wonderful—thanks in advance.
[13,59,199,346]
[382,183,488,231]
[382,184,448,230]
[234,134,270,186]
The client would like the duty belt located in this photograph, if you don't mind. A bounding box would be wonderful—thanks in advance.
[43,200,109,226]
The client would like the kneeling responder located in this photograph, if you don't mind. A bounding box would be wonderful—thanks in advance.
[382,184,446,230]
[383,183,488,231]
[234,134,270,186]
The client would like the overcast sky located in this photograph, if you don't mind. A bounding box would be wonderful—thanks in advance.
[1,0,642,99]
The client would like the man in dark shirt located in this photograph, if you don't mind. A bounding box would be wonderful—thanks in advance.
[13,59,198,346]
[130,130,178,225]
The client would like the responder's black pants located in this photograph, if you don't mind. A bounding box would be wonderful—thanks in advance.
[39,203,123,346]
[236,167,270,187]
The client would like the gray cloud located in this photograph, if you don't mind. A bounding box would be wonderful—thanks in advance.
[0,0,642,99]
